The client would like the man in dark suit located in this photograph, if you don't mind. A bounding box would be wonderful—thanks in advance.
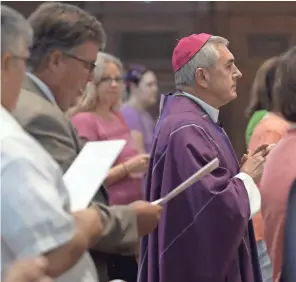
[281,180,296,282]
[13,3,161,282]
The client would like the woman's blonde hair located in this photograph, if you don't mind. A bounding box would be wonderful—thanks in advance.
[73,52,124,114]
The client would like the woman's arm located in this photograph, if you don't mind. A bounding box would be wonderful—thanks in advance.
[104,163,128,186]
[104,154,150,187]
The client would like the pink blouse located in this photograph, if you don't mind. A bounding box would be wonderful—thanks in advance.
[72,111,143,205]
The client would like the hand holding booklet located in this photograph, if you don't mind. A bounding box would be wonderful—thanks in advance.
[152,158,219,206]
[63,140,126,211]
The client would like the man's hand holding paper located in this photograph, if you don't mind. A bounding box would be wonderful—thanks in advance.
[129,201,162,237]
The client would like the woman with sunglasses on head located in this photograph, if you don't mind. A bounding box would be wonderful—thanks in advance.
[121,65,159,154]
[70,53,150,282]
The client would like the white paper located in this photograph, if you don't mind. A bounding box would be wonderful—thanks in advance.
[152,158,219,206]
[63,140,126,211]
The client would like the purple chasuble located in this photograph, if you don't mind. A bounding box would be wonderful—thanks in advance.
[138,93,262,282]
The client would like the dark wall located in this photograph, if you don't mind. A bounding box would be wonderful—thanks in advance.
[5,1,296,156]
[4,1,85,16]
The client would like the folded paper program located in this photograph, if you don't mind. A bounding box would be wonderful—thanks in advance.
[63,140,126,211]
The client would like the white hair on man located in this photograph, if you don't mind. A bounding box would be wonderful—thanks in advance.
[175,36,229,88]
[1,5,33,55]
[1,5,33,112]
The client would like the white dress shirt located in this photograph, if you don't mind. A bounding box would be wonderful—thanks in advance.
[0,105,98,282]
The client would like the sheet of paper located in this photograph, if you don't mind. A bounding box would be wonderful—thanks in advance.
[152,158,219,206]
[63,140,126,211]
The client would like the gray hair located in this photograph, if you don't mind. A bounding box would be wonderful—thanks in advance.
[1,5,33,55]
[175,36,229,87]
[27,2,106,71]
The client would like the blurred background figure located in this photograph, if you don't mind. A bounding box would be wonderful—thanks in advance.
[71,52,148,282]
[71,52,149,206]
[260,46,296,282]
[245,57,288,146]
[121,65,158,153]
[245,56,290,282]
[4,257,52,282]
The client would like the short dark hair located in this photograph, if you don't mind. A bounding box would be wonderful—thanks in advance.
[28,2,106,71]
[245,57,279,118]
[274,46,296,122]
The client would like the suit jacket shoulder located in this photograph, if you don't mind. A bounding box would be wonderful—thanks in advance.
[15,88,68,130]
[13,81,81,172]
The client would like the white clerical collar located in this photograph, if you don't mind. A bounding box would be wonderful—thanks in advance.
[26,72,56,104]
[181,91,219,123]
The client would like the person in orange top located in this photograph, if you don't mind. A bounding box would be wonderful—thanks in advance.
[247,57,290,282]
[260,47,296,282]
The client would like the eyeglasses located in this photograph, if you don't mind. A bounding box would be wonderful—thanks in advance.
[100,76,124,84]
[63,52,96,72]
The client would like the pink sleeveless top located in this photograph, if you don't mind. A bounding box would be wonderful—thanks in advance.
[71,111,143,205]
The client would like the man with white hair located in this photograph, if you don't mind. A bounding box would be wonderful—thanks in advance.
[139,33,270,281]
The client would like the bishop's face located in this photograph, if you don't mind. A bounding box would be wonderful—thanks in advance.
[207,44,242,107]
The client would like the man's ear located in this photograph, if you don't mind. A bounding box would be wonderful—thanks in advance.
[195,68,209,88]
[47,50,65,72]
[1,51,13,72]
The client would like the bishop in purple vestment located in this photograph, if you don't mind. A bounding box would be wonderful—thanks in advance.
[138,33,266,282]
